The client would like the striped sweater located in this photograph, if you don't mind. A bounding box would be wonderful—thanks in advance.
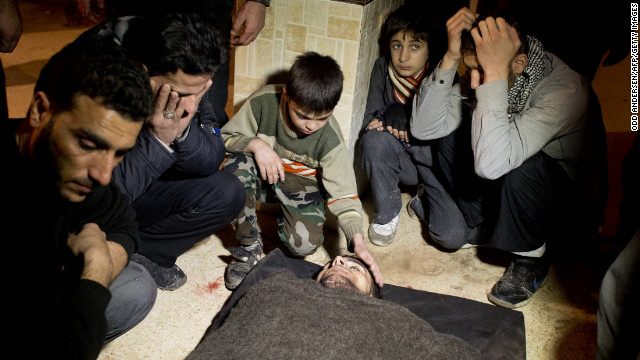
[222,84,364,241]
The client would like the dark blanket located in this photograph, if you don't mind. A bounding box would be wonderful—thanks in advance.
[191,249,526,360]
[188,271,480,359]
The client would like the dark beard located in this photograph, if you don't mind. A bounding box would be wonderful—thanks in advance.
[319,273,358,292]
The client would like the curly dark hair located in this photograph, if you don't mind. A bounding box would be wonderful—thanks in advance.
[141,12,230,77]
[286,52,343,114]
[34,38,153,122]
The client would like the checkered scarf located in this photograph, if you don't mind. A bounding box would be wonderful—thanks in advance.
[388,62,427,105]
[507,36,546,115]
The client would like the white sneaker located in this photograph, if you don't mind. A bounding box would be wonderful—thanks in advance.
[368,211,401,246]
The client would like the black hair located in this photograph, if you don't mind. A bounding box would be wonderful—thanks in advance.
[285,52,343,114]
[34,38,153,122]
[379,4,446,76]
[143,12,229,77]
[460,11,528,57]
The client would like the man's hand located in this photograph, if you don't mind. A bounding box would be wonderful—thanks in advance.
[230,1,267,46]
[470,17,521,86]
[385,126,410,144]
[351,234,383,287]
[365,118,384,132]
[147,81,190,145]
[441,7,476,70]
[67,223,113,288]
[246,138,285,184]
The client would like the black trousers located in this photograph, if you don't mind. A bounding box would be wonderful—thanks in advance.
[132,170,245,267]
[429,127,595,253]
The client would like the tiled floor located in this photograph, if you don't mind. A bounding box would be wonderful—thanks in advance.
[2,1,632,359]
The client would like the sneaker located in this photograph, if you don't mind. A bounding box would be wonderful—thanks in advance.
[488,256,549,309]
[130,253,187,291]
[406,195,425,221]
[224,240,263,290]
[369,211,401,247]
[407,184,426,221]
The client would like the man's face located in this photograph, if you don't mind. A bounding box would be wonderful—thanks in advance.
[31,94,142,202]
[286,97,332,136]
[317,256,374,296]
[149,69,212,123]
[389,31,429,78]
[462,54,520,90]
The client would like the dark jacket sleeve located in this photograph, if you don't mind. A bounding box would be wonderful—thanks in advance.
[361,57,391,132]
[113,101,226,202]
[171,99,226,175]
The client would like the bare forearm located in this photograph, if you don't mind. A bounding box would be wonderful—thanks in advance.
[107,241,128,282]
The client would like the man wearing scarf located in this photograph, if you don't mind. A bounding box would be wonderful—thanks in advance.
[410,8,608,309]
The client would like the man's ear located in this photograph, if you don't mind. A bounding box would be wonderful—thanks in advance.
[512,53,528,75]
[205,78,213,93]
[28,91,53,129]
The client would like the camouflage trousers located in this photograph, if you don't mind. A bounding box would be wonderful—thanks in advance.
[223,153,326,256]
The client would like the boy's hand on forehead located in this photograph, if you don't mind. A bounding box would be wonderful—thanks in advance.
[470,17,521,84]
[352,234,384,287]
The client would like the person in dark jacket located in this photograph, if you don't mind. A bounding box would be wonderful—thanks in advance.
[1,39,157,359]
[358,5,444,246]
[76,13,246,291]
[107,0,271,128]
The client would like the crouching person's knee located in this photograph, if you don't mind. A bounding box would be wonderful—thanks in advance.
[105,261,158,343]
[280,220,324,257]
[427,223,476,250]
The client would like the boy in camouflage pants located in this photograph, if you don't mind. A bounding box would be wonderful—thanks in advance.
[221,52,383,290]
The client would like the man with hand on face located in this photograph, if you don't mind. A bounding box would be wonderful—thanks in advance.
[1,40,157,359]
[77,13,246,291]
[409,8,608,309]
[108,0,271,128]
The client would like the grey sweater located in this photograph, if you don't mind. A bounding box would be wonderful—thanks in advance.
[411,53,608,213]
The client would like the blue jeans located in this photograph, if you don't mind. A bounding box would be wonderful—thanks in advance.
[105,261,157,343]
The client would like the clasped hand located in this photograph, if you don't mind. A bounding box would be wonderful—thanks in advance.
[365,118,410,144]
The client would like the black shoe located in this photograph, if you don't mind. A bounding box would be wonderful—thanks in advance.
[228,240,263,262]
[130,253,187,291]
[407,184,426,222]
[488,256,549,309]
[224,240,263,290]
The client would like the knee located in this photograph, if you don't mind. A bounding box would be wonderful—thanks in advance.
[361,131,395,163]
[105,262,157,342]
[502,153,548,192]
[428,224,472,250]
[281,222,324,257]
[121,262,157,313]
[199,172,247,218]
